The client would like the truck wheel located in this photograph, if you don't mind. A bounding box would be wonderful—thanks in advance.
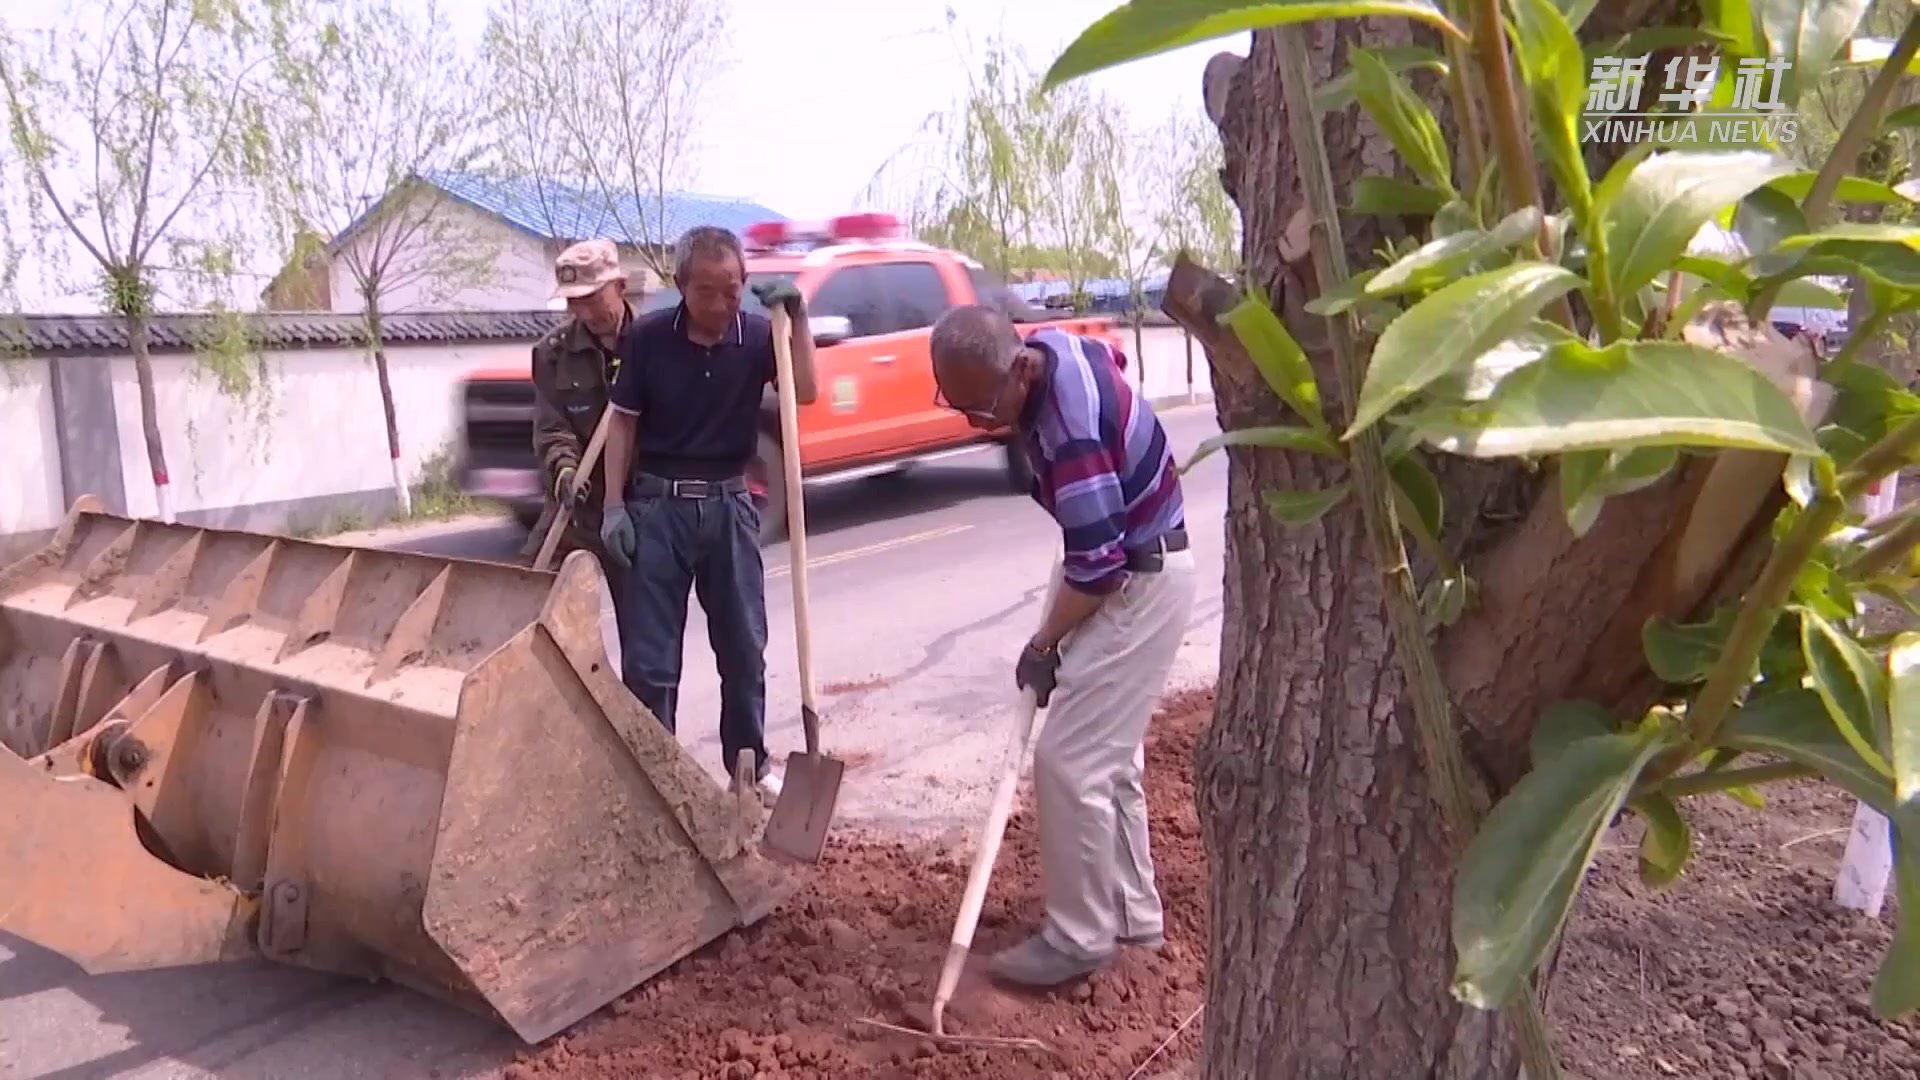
[1002,441,1034,493]
[750,432,789,546]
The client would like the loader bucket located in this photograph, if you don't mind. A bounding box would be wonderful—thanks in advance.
[0,498,795,1044]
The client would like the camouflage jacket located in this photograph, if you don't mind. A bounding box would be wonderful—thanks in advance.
[519,307,630,560]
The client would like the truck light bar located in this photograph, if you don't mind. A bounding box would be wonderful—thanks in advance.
[743,212,905,252]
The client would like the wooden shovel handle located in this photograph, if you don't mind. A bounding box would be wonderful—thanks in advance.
[930,691,1044,1033]
[533,403,614,572]
[770,307,820,754]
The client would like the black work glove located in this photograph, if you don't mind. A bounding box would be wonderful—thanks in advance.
[554,465,591,508]
[751,278,804,317]
[1015,640,1061,708]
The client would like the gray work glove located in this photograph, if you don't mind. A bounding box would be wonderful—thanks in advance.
[751,278,804,317]
[1015,640,1061,708]
[554,465,590,507]
[599,505,636,569]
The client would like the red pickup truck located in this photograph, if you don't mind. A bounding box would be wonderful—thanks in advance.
[455,213,1127,544]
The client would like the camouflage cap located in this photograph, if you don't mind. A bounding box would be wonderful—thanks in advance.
[552,239,624,299]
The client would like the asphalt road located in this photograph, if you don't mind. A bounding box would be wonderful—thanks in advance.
[0,404,1227,1080]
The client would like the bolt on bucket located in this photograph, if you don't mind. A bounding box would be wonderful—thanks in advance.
[0,498,795,1043]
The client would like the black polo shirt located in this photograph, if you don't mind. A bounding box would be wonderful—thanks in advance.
[608,305,775,481]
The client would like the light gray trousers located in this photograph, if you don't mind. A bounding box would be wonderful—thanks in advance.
[1033,548,1197,959]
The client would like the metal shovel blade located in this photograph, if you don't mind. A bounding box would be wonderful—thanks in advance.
[763,750,844,862]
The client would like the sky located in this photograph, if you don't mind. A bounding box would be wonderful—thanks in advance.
[2,0,1232,312]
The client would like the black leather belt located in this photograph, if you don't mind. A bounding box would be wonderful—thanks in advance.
[633,474,747,499]
[1123,528,1189,572]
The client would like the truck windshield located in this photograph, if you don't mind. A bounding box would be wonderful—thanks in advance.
[639,272,798,316]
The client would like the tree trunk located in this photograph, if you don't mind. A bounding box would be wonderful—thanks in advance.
[366,307,410,517]
[126,311,174,524]
[1185,9,1725,1079]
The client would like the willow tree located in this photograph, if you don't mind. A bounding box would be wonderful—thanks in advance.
[485,0,725,280]
[269,0,496,515]
[1049,2,1920,1079]
[0,0,299,523]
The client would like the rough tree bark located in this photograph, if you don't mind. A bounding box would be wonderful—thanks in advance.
[126,312,174,524]
[1169,7,1799,1079]
[363,304,410,515]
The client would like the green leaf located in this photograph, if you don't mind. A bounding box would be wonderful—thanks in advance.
[1364,208,1540,296]
[1044,0,1465,88]
[1223,294,1328,433]
[1757,0,1874,105]
[1445,321,1579,402]
[1350,176,1450,217]
[1633,793,1692,888]
[1313,45,1446,112]
[1890,633,1920,809]
[1182,426,1343,474]
[1872,821,1920,1018]
[1509,0,1593,225]
[1673,254,1754,298]
[1403,339,1825,458]
[1307,270,1381,316]
[1265,485,1351,525]
[1776,277,1847,308]
[1801,609,1895,778]
[1722,689,1895,813]
[1727,784,1768,809]
[1770,222,1920,253]
[1793,557,1857,624]
[1347,262,1583,437]
[1559,450,1608,534]
[1421,568,1474,629]
[1587,27,1733,65]
[1764,171,1916,207]
[1452,723,1675,1009]
[1559,445,1679,536]
[1643,605,1739,685]
[1700,0,1760,57]
[1530,700,1615,767]
[1733,185,1807,257]
[1603,151,1796,302]
[1350,47,1453,194]
[1389,451,1444,540]
[1884,103,1920,131]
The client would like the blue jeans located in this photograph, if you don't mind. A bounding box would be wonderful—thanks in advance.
[616,486,769,779]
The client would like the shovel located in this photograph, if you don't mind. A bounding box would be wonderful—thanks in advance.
[532,405,613,572]
[761,306,844,862]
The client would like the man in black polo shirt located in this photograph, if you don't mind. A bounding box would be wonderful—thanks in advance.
[599,225,817,801]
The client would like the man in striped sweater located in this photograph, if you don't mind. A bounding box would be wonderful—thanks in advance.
[929,305,1197,988]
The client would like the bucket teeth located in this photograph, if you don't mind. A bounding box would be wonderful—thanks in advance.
[276,550,357,662]
[370,565,453,686]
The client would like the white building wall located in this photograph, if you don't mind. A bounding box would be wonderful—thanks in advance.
[0,359,64,538]
[327,203,559,314]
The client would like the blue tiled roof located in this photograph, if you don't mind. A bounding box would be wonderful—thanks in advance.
[417,170,786,246]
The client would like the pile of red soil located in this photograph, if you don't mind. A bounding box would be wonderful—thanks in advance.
[507,690,1217,1080]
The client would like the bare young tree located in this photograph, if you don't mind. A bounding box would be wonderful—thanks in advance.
[269,0,497,515]
[478,0,583,241]
[480,0,725,282]
[0,0,305,523]
[1149,107,1238,275]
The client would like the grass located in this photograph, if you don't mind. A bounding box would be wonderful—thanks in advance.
[404,446,481,523]
[285,444,491,540]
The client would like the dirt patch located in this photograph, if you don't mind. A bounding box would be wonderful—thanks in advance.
[508,690,1919,1080]
[1553,781,1920,1079]
[507,693,1215,1080]
[820,676,895,697]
